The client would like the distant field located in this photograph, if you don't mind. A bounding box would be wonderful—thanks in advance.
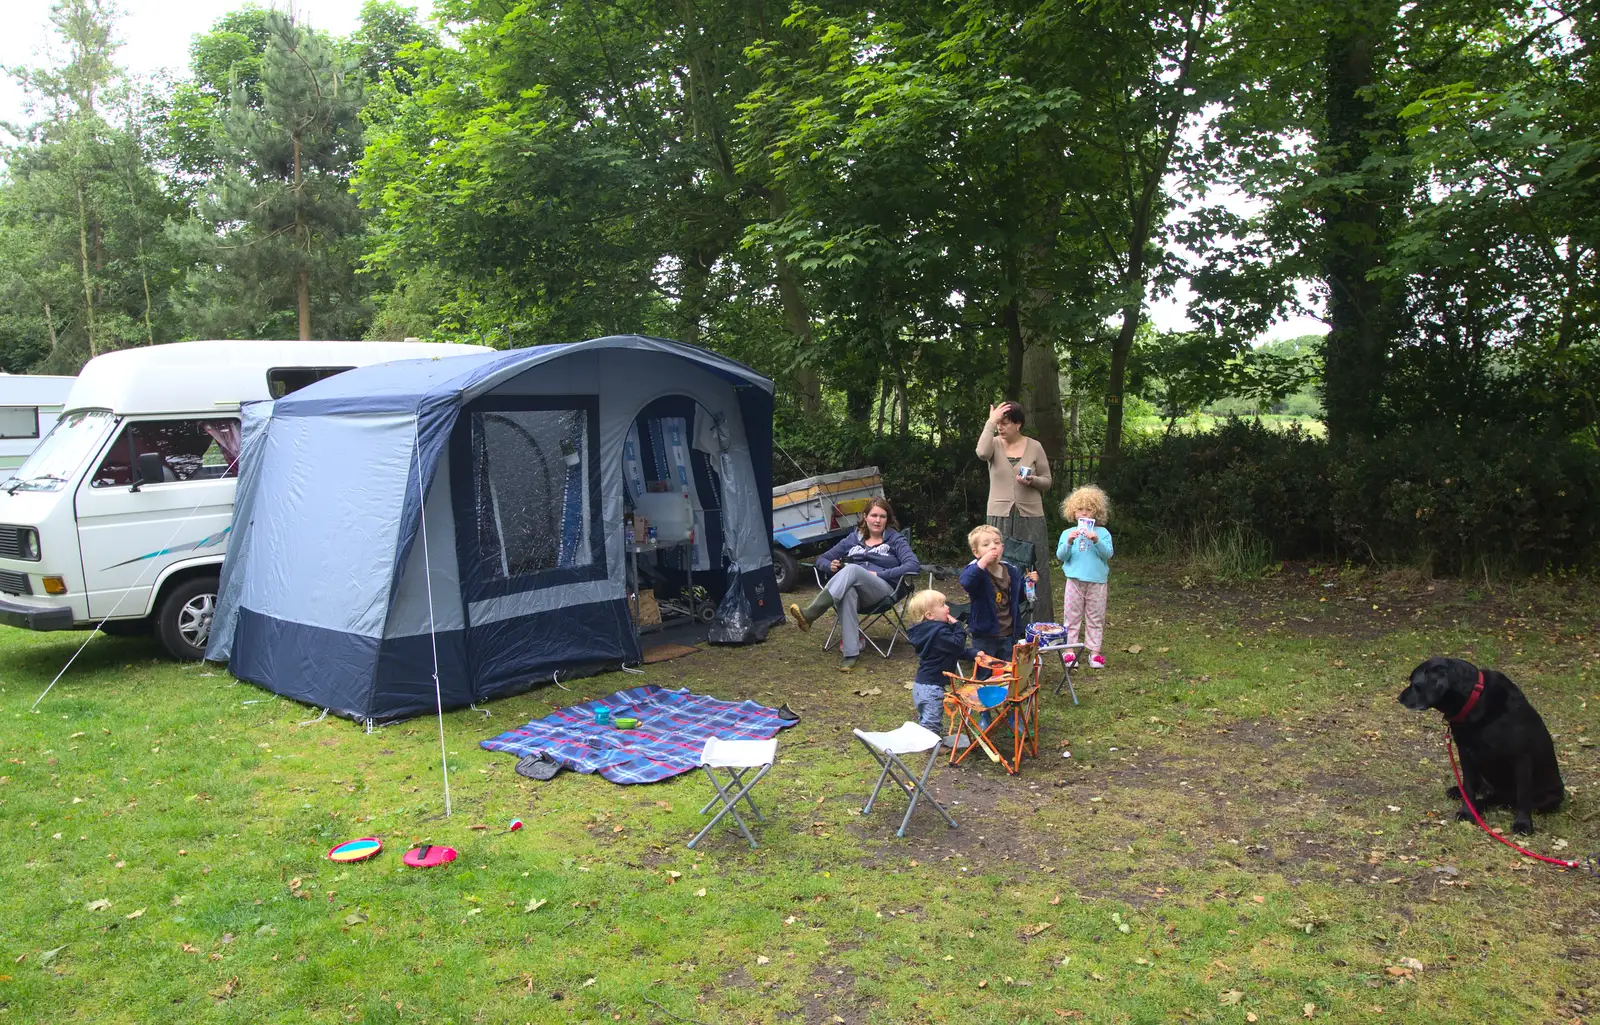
[1130,413,1326,438]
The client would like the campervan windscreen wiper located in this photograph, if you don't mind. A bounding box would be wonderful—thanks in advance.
[12,474,67,492]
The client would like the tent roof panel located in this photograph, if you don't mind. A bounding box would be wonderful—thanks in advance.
[273,335,772,418]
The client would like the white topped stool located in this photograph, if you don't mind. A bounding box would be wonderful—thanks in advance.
[687,737,778,849]
[852,722,958,838]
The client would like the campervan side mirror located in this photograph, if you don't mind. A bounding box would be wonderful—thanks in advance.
[133,452,165,491]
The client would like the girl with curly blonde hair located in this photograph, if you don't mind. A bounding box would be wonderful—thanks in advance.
[1054,485,1114,669]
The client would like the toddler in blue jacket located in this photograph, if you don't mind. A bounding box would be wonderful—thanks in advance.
[905,589,978,739]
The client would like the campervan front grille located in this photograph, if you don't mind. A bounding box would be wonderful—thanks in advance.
[0,526,23,560]
[0,570,30,596]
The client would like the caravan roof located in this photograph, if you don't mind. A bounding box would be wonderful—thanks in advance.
[65,340,492,416]
[0,374,76,406]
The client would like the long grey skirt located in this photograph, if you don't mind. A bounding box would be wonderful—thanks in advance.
[987,511,1054,626]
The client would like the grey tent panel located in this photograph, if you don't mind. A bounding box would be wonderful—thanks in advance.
[208,335,781,723]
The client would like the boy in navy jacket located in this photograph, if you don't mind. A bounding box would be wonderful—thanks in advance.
[957,524,1034,673]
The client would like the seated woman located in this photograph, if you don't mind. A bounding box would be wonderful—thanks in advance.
[787,497,921,672]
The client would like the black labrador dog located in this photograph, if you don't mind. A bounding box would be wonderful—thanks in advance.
[1399,656,1564,835]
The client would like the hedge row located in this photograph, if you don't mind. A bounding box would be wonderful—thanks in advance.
[1101,419,1600,573]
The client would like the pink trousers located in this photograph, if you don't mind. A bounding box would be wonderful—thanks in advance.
[1062,579,1107,654]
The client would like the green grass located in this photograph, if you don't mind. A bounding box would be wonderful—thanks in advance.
[2,560,1598,1023]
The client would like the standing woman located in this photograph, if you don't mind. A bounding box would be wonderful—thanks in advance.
[975,401,1053,625]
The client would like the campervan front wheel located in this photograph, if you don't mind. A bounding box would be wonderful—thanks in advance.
[156,577,219,661]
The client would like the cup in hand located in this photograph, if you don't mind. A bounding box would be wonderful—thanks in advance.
[1077,517,1095,552]
[1017,465,1033,480]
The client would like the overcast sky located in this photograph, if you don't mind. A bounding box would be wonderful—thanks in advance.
[1,0,1324,342]
[0,0,424,125]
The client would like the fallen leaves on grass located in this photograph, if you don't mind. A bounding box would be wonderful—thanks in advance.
[1219,990,1243,1006]
[756,955,770,965]
[344,913,367,926]
[1018,922,1052,938]
[1125,644,1143,654]
[524,898,547,913]
[693,888,707,897]
[853,687,882,697]
[124,908,144,920]
[209,976,239,1001]
[85,899,111,912]
[1304,1003,1316,1018]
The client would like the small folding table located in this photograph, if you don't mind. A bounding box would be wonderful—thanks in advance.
[853,722,958,837]
[688,737,778,849]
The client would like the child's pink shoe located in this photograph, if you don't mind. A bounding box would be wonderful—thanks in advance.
[1089,653,1106,669]
[1060,650,1077,668]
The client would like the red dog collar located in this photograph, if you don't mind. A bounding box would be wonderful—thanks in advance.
[1447,671,1485,724]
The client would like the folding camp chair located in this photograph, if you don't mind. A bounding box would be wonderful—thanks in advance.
[816,568,916,658]
[687,737,778,849]
[852,723,958,837]
[1002,535,1036,622]
[943,641,1040,774]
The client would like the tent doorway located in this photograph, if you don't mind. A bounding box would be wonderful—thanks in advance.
[623,395,728,633]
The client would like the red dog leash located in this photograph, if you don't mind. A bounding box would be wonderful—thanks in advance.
[1443,672,1580,869]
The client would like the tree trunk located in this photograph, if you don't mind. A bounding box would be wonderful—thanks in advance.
[894,375,910,438]
[1320,13,1400,444]
[850,376,879,430]
[1021,334,1065,472]
[1003,297,1025,401]
[42,301,58,354]
[74,181,97,359]
[677,249,713,348]
[767,187,822,412]
[294,134,311,341]
[297,269,311,341]
[1102,297,1141,460]
[138,241,155,346]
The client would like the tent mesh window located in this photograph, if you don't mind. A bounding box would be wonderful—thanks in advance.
[471,409,592,580]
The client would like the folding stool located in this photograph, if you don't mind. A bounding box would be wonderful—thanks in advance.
[852,723,958,837]
[688,737,778,849]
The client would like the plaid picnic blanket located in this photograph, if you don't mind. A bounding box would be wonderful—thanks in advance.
[479,685,798,784]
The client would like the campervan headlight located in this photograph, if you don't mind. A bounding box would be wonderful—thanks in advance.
[18,528,40,562]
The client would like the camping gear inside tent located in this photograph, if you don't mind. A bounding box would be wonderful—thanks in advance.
[206,335,781,725]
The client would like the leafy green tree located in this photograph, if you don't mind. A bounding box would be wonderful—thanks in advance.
[160,5,275,198]
[357,0,826,407]
[175,11,367,340]
[0,0,181,370]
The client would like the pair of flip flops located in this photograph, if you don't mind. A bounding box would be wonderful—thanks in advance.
[403,845,457,869]
[326,837,457,868]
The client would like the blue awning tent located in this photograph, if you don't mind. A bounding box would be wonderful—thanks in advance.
[206,335,781,725]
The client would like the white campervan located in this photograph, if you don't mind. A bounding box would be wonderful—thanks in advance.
[0,374,76,472]
[0,340,488,659]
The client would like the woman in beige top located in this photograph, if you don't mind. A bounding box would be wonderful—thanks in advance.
[975,401,1052,625]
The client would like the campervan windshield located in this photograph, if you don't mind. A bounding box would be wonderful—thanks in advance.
[2,410,116,493]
